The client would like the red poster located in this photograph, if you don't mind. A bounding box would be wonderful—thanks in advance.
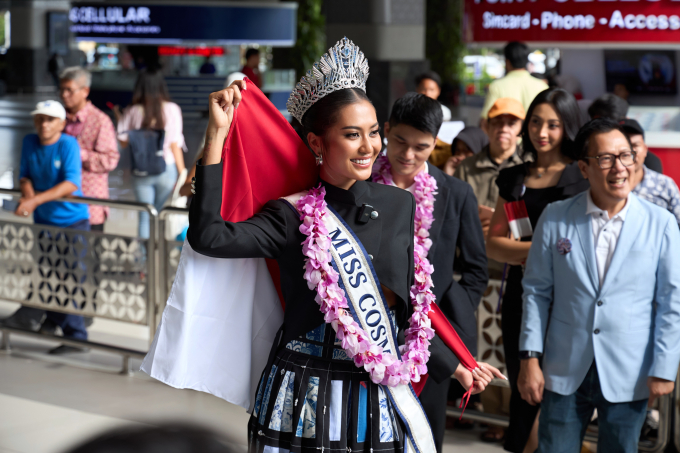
[465,0,680,43]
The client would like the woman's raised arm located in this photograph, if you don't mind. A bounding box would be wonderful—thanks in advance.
[203,80,246,166]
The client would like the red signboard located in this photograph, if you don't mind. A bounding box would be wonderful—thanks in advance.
[158,46,225,56]
[464,0,680,43]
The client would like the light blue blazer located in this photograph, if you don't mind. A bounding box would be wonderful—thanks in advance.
[520,191,680,402]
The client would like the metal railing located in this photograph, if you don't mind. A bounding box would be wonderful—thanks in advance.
[157,206,189,319]
[0,188,158,372]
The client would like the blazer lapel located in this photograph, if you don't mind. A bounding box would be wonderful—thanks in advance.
[573,195,599,291]
[600,195,644,296]
[427,164,449,258]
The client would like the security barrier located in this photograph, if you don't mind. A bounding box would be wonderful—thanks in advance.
[0,188,158,373]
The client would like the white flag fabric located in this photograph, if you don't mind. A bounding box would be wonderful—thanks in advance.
[141,239,284,411]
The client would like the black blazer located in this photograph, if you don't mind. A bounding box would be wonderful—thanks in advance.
[187,162,416,347]
[424,163,489,383]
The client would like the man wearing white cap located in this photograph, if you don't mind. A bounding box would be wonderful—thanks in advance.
[0,100,91,353]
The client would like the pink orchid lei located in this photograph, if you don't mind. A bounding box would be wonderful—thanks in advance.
[296,157,438,387]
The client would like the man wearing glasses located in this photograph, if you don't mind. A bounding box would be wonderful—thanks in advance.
[517,119,680,452]
[59,67,119,232]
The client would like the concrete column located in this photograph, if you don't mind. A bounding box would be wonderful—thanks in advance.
[6,0,79,93]
[324,0,428,124]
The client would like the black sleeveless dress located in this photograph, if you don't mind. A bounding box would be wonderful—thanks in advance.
[495,161,589,452]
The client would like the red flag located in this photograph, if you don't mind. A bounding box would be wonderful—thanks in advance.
[220,78,318,222]
[428,304,479,411]
[220,79,319,305]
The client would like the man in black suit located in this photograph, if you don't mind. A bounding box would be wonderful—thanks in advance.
[380,93,489,452]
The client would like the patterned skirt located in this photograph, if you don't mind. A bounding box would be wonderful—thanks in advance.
[248,321,406,453]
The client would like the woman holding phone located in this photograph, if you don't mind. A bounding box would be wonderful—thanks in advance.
[486,88,589,453]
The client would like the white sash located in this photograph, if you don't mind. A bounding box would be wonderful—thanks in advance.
[281,192,436,453]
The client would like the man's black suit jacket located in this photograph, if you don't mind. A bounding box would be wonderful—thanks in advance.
[425,162,489,383]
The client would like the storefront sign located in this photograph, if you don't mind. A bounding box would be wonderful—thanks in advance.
[465,0,680,43]
[69,3,297,45]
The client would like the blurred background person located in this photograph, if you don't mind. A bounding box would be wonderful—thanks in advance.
[613,82,631,102]
[199,56,217,75]
[66,424,235,453]
[415,70,452,121]
[622,118,680,226]
[241,48,262,88]
[441,126,489,176]
[486,88,589,453]
[48,52,63,88]
[480,42,548,132]
[587,93,629,121]
[1,101,90,353]
[116,69,186,239]
[60,67,119,233]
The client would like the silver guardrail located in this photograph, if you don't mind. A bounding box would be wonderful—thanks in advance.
[446,277,673,453]
[0,188,157,373]
[158,206,189,319]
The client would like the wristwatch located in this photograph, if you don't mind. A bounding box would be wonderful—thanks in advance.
[519,350,542,360]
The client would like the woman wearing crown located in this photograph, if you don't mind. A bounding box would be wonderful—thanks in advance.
[142,39,503,453]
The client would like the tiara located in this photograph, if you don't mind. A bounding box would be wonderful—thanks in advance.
[287,37,369,123]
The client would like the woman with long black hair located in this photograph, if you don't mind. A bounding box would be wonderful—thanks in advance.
[487,88,590,453]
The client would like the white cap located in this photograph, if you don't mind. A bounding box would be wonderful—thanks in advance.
[224,71,246,88]
[31,100,66,120]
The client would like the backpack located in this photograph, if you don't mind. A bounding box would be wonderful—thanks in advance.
[127,129,166,176]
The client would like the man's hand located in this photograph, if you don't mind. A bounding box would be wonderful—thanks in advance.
[648,377,674,404]
[518,358,544,405]
[14,197,39,218]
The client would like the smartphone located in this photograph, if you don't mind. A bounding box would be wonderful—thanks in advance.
[2,199,18,212]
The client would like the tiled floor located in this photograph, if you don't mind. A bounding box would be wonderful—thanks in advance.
[0,303,505,453]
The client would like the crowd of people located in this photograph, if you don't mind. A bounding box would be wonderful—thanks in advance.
[2,38,680,453]
[420,41,680,453]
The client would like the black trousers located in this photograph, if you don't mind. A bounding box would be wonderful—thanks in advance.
[502,270,540,453]
[419,376,451,453]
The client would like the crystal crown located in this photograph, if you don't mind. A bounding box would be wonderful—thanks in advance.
[287,37,369,123]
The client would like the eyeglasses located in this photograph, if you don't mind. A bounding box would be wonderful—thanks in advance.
[583,151,637,169]
[59,86,84,95]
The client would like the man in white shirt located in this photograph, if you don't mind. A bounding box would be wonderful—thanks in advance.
[517,118,680,452]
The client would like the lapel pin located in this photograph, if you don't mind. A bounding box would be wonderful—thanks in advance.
[556,238,572,255]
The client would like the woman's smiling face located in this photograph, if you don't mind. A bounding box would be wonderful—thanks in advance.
[307,100,382,189]
[528,102,564,154]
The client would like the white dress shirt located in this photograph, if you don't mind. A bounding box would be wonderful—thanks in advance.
[585,190,630,288]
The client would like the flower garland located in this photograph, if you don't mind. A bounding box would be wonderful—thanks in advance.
[296,156,438,387]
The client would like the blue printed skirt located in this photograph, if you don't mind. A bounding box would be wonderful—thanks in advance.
[248,322,406,453]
